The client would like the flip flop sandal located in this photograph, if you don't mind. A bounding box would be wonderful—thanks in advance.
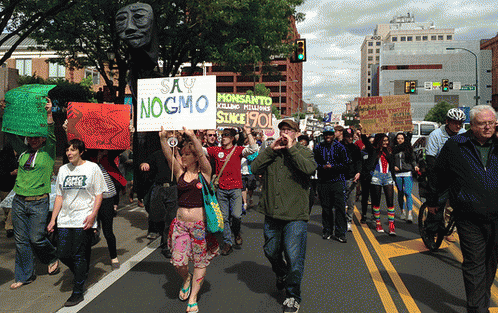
[187,302,199,313]
[179,274,192,301]
[48,260,60,275]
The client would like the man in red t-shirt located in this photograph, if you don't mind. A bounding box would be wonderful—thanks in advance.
[206,126,258,255]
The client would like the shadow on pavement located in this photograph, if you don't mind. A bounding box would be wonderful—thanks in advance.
[224,260,280,301]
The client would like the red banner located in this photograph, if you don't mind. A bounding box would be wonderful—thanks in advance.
[67,102,131,150]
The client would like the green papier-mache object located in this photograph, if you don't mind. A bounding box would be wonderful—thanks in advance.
[2,84,56,137]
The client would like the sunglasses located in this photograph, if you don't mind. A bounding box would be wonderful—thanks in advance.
[221,133,232,137]
[207,134,217,137]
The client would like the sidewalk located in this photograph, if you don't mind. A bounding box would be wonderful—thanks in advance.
[0,194,151,313]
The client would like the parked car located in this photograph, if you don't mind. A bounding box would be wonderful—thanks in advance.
[411,121,439,145]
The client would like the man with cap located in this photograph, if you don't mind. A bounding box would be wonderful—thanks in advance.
[252,119,316,313]
[340,128,362,232]
[313,125,349,243]
[206,126,258,256]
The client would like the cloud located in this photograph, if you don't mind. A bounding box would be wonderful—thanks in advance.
[296,0,498,115]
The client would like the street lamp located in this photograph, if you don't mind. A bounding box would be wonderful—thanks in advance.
[446,47,478,106]
[279,79,299,116]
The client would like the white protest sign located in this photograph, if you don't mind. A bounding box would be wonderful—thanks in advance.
[137,76,216,131]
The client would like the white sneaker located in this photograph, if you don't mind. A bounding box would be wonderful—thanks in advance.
[407,212,413,223]
[347,222,352,232]
[283,297,300,313]
[400,210,406,220]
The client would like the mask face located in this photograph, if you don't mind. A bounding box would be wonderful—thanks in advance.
[116,3,154,49]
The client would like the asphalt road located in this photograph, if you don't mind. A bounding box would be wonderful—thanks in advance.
[2,181,497,313]
[59,182,498,313]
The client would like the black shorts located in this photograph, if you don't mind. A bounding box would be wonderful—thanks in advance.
[242,174,257,191]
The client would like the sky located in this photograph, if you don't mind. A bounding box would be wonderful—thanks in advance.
[295,0,498,115]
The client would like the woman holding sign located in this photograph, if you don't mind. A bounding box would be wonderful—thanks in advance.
[159,127,219,313]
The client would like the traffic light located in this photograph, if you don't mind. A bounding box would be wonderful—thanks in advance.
[410,81,416,93]
[442,79,449,92]
[404,81,411,94]
[295,39,306,62]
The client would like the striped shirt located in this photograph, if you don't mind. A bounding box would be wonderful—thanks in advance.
[99,164,117,199]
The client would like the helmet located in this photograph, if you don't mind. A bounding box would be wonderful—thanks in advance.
[446,108,466,122]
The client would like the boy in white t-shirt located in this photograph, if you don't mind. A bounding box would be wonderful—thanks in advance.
[47,139,107,307]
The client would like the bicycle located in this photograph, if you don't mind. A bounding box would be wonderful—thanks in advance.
[418,202,456,252]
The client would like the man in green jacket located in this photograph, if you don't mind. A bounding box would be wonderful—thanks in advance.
[251,119,316,313]
[9,98,59,290]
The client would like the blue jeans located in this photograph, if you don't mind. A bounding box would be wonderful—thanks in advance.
[395,175,413,212]
[263,216,307,303]
[216,188,242,246]
[58,228,93,294]
[11,195,57,283]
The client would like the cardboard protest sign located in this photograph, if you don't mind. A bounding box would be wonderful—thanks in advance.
[67,102,131,150]
[216,93,273,130]
[358,95,413,134]
[2,84,56,137]
[137,76,216,131]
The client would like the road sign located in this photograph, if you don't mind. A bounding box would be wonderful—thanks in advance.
[460,86,475,91]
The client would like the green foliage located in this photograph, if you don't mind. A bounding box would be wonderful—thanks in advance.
[17,74,94,107]
[424,101,456,124]
[25,0,304,104]
[253,84,271,97]
[272,105,281,119]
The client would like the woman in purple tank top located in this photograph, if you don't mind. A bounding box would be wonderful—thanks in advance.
[159,126,219,313]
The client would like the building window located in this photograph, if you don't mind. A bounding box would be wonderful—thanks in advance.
[16,59,32,76]
[216,76,234,82]
[49,62,66,78]
[368,42,373,46]
[368,93,371,97]
[392,37,397,42]
[422,36,428,41]
[376,49,380,53]
[368,71,371,76]
[368,56,373,61]
[447,35,452,40]
[401,37,406,41]
[438,35,444,40]
[368,78,371,83]
[85,68,100,85]
[431,35,437,40]
[416,36,421,41]
[376,41,381,46]
[375,56,380,61]
[368,86,371,90]
[217,86,233,93]
[368,49,373,54]
[407,36,413,41]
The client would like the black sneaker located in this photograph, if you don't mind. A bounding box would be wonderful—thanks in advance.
[64,293,84,307]
[276,276,286,290]
[160,248,172,258]
[6,229,14,238]
[360,215,367,224]
[221,244,233,256]
[282,297,300,313]
[322,233,331,240]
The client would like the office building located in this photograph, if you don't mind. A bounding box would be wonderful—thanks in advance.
[361,14,454,98]
[378,40,492,120]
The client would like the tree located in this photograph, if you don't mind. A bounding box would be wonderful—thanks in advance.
[27,0,304,104]
[0,0,77,67]
[424,101,455,124]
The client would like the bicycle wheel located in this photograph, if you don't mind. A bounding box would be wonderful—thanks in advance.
[418,203,443,252]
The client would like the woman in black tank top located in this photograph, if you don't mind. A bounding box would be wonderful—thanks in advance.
[159,127,218,313]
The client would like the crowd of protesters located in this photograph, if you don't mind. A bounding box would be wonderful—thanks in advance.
[2,93,494,313]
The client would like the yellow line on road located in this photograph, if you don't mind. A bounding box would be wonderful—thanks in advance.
[351,213,399,313]
[355,206,421,313]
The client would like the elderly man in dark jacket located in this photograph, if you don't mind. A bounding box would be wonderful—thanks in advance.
[427,105,498,313]
[252,119,316,313]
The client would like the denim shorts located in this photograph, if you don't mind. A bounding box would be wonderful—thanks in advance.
[371,170,394,186]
